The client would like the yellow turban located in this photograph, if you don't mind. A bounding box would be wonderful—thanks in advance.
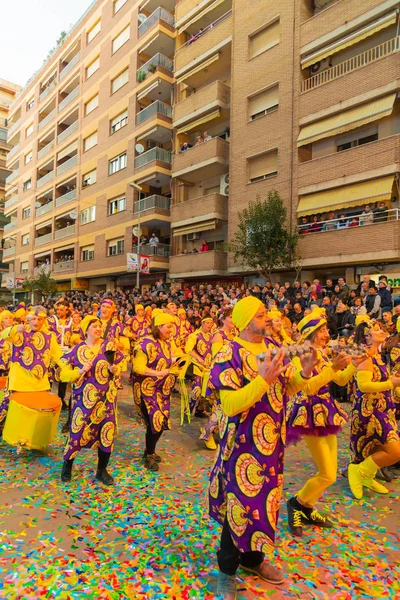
[178,308,186,316]
[298,309,327,339]
[356,314,370,327]
[232,296,263,332]
[136,304,144,311]
[81,315,101,335]
[152,308,163,318]
[154,313,175,327]
[267,308,281,320]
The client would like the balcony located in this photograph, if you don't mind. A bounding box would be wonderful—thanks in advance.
[38,109,56,132]
[135,194,171,213]
[38,140,55,160]
[140,242,170,257]
[4,194,18,210]
[3,246,16,259]
[34,265,51,276]
[37,170,54,189]
[139,7,175,37]
[170,250,227,277]
[59,52,80,81]
[174,80,230,125]
[53,259,74,273]
[5,169,19,185]
[136,100,172,125]
[172,136,229,182]
[56,155,78,177]
[8,119,21,137]
[7,143,20,161]
[137,53,174,82]
[134,147,172,169]
[57,121,78,145]
[54,224,75,240]
[58,86,79,112]
[171,192,227,224]
[40,81,57,102]
[35,233,52,246]
[36,201,53,217]
[56,189,76,208]
[175,10,232,74]
[4,221,17,232]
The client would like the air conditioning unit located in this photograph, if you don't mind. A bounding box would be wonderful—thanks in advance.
[309,58,330,75]
[187,232,200,241]
[220,173,230,196]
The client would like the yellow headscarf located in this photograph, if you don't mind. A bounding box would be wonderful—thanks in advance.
[152,308,163,318]
[298,308,327,339]
[232,296,263,332]
[135,304,144,312]
[81,315,101,335]
[267,308,282,320]
[154,313,175,327]
[178,308,186,316]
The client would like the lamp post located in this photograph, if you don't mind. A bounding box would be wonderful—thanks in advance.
[128,182,143,291]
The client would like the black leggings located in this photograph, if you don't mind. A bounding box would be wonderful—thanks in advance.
[217,517,264,576]
[65,448,110,470]
[140,400,163,454]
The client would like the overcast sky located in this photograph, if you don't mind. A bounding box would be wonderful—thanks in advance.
[2,0,93,87]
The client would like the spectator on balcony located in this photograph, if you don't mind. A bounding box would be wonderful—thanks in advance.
[149,233,159,248]
[140,234,148,245]
[195,136,204,146]
[308,215,323,233]
[359,204,374,226]
[336,214,349,229]
[378,280,392,313]
[298,216,309,234]
[180,142,192,152]
[348,215,359,227]
[203,131,212,142]
[323,211,336,231]
[199,240,209,252]
[373,201,389,223]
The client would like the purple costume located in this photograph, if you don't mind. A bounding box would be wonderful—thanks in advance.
[186,330,213,413]
[389,345,400,420]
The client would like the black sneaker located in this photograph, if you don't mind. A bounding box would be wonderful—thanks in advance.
[61,461,72,482]
[144,454,159,471]
[95,469,114,486]
[287,498,306,537]
[143,451,161,463]
[303,509,333,528]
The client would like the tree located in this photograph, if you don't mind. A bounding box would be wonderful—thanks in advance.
[228,191,300,280]
[23,270,58,301]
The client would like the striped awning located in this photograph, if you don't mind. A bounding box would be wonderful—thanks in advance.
[176,53,220,84]
[176,109,220,135]
[173,219,217,236]
[301,11,398,69]
[137,79,160,100]
[297,94,396,146]
[177,0,226,33]
[34,250,52,258]
[137,127,159,142]
[297,176,395,216]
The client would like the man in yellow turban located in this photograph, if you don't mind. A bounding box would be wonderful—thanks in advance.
[185,317,214,417]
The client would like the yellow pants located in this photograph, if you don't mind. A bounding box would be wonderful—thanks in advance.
[297,434,338,507]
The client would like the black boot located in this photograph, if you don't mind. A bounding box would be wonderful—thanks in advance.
[95,449,114,485]
[377,467,393,482]
[61,459,73,482]
[143,450,161,463]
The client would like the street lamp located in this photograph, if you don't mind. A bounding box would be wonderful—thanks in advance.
[129,182,143,290]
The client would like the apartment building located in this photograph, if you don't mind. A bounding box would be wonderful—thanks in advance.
[4,0,400,293]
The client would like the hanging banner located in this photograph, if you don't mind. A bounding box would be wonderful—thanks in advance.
[127,253,139,272]
[127,254,151,273]
[2,275,14,289]
[140,255,150,274]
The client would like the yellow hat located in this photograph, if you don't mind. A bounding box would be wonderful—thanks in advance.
[154,313,175,327]
[298,308,327,339]
[0,310,14,322]
[267,308,281,320]
[135,304,144,311]
[152,308,163,318]
[232,296,263,332]
[355,314,371,327]
[81,315,101,335]
[178,308,186,316]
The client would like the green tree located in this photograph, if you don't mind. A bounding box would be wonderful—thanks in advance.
[228,191,300,280]
[23,270,58,301]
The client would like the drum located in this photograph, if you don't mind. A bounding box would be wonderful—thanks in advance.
[2,392,61,451]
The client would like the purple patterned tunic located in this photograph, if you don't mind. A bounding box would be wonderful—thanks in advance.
[350,356,399,464]
[187,330,213,413]
[389,345,400,420]
[62,340,124,460]
[47,316,73,350]
[208,340,288,553]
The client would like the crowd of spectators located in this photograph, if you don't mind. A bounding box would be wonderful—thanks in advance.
[299,202,391,234]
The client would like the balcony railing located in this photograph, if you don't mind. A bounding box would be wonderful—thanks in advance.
[137,53,174,79]
[38,109,56,132]
[139,242,170,256]
[56,155,78,176]
[56,189,76,208]
[37,170,54,189]
[57,121,78,144]
[38,140,55,160]
[54,224,75,239]
[39,80,57,102]
[5,169,19,185]
[7,119,21,137]
[136,100,172,125]
[134,194,171,213]
[4,221,17,232]
[3,246,16,258]
[138,7,175,37]
[34,265,51,276]
[4,194,18,210]
[298,207,400,234]
[134,147,172,168]
[35,233,52,246]
[36,201,53,217]
[59,52,81,81]
[58,86,79,112]
[7,143,20,161]
[302,36,400,93]
[53,259,74,272]
[176,9,232,54]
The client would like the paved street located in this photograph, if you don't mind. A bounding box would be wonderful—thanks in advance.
[0,381,399,600]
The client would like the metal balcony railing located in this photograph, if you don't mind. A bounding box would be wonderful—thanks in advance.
[138,7,175,37]
[136,100,172,125]
[7,119,21,137]
[35,232,52,246]
[37,170,54,188]
[134,194,171,212]
[5,169,19,185]
[56,155,78,176]
[134,147,172,168]
[4,221,17,232]
[7,143,20,161]
[176,9,232,53]
[39,80,57,102]
[298,207,400,234]
[59,52,81,81]
[38,140,55,160]
[139,242,170,256]
[56,189,76,207]
[57,121,78,144]
[137,53,174,79]
[36,201,53,217]
[54,224,75,239]
[58,86,79,112]
[3,246,16,258]
[38,109,56,132]
[53,259,74,272]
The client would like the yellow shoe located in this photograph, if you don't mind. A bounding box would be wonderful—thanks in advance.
[204,436,217,450]
[363,478,389,494]
[348,464,364,499]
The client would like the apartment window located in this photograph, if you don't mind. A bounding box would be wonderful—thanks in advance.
[23,178,32,191]
[22,207,31,219]
[248,149,278,182]
[85,94,99,116]
[83,131,98,152]
[81,245,94,261]
[110,110,128,134]
[21,261,29,273]
[336,128,378,152]
[109,152,127,175]
[26,97,34,111]
[111,68,129,94]
[249,85,279,121]
[87,19,101,44]
[80,205,96,224]
[22,233,30,246]
[112,25,130,54]
[249,18,280,59]
[26,123,34,138]
[113,0,128,14]
[25,151,33,164]
[82,169,97,187]
[108,238,124,256]
[108,196,126,215]
[86,56,100,80]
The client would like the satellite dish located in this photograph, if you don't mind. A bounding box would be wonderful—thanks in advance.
[135,143,145,154]
[132,226,142,237]
[69,211,77,220]
[138,13,147,23]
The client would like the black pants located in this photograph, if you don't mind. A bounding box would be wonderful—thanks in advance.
[217,517,264,576]
[58,381,67,403]
[140,400,162,455]
[65,448,110,470]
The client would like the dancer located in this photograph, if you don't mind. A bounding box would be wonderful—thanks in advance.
[125,304,149,342]
[209,297,317,599]
[177,307,193,348]
[132,313,179,471]
[48,300,73,410]
[286,309,365,537]
[185,317,213,417]
[60,316,123,485]
[348,318,400,499]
